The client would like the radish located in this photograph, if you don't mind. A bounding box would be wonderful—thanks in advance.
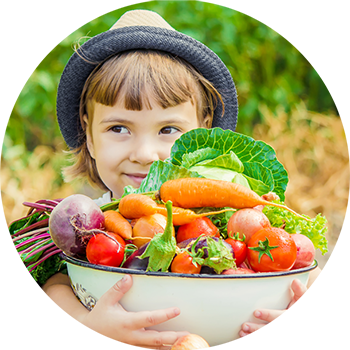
[49,194,105,258]
[227,208,271,242]
[290,233,316,269]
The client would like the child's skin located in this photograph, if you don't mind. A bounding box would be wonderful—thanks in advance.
[43,95,321,346]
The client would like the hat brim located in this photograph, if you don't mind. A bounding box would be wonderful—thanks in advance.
[57,26,238,149]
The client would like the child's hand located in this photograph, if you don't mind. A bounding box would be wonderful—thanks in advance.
[239,279,308,349]
[81,274,189,348]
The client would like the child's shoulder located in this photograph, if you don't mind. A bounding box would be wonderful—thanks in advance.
[94,192,112,206]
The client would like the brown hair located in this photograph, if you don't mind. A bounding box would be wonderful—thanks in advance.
[63,50,224,191]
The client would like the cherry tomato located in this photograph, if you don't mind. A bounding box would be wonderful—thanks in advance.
[247,227,297,272]
[170,251,202,274]
[176,217,219,243]
[225,234,247,266]
[86,232,125,267]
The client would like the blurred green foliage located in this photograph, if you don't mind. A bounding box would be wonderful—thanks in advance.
[4,0,337,152]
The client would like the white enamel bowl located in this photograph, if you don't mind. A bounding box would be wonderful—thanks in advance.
[62,254,317,346]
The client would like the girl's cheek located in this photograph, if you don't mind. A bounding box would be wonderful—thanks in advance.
[159,141,175,159]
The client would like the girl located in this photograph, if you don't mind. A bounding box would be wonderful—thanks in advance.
[43,9,319,347]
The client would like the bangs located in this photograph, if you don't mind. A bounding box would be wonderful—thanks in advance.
[85,50,200,112]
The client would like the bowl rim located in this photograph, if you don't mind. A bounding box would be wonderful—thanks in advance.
[61,253,318,279]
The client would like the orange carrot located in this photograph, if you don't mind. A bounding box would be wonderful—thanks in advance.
[119,194,159,219]
[104,210,133,240]
[119,193,233,225]
[132,213,175,248]
[159,178,309,221]
[156,204,233,226]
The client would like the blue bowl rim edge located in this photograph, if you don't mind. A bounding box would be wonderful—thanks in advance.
[61,253,318,279]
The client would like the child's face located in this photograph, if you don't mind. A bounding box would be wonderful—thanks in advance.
[85,99,200,197]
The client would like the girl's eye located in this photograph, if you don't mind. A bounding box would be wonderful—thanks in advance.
[160,126,179,135]
[110,125,129,134]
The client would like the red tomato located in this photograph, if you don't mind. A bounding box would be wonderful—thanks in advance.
[170,251,202,274]
[247,227,297,272]
[176,217,219,243]
[86,232,125,267]
[225,236,247,266]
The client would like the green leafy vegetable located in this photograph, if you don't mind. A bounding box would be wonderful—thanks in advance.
[169,128,288,200]
[203,237,236,273]
[139,201,177,272]
[181,148,223,168]
[242,162,274,194]
[189,165,250,186]
[263,200,328,254]
[31,255,67,286]
[209,209,236,239]
[9,211,44,236]
[187,151,244,172]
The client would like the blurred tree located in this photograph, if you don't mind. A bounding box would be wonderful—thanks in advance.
[10,0,331,150]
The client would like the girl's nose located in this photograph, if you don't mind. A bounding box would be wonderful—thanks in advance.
[129,138,160,165]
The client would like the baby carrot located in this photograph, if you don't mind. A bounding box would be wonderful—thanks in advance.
[104,210,133,240]
[159,178,309,221]
[156,204,233,226]
[119,194,159,219]
[119,193,233,225]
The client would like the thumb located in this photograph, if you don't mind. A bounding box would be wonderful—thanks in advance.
[98,274,133,306]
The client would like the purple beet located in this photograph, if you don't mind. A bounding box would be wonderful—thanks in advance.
[49,194,105,258]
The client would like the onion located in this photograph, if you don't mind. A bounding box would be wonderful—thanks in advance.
[49,194,105,258]
[171,334,210,350]
[227,208,271,242]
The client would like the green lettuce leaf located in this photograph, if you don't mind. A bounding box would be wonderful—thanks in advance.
[262,201,328,254]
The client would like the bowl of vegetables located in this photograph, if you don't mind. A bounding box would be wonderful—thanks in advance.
[12,128,327,346]
[50,174,322,346]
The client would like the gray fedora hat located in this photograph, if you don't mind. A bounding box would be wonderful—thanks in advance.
[56,10,238,149]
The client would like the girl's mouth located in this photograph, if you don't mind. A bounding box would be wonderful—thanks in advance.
[125,173,148,186]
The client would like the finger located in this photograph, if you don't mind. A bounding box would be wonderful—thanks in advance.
[241,322,266,333]
[129,307,182,330]
[133,329,190,348]
[253,309,284,323]
[291,279,307,301]
[98,274,133,307]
